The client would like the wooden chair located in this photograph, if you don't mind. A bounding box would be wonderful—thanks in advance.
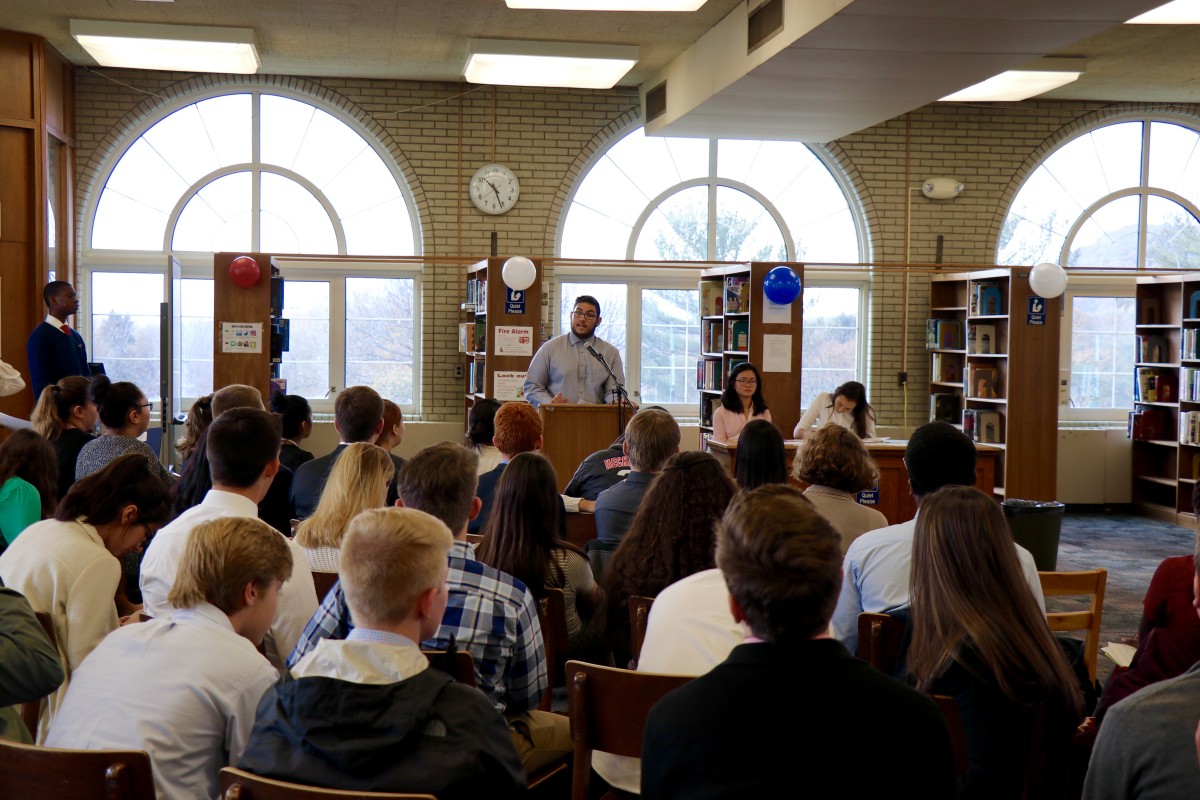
[0,738,156,800]
[855,611,906,675]
[1038,569,1107,684]
[310,571,339,602]
[628,595,655,668]
[20,611,59,736]
[219,768,435,799]
[565,660,692,800]
[536,587,569,711]
[423,649,476,687]
[464,533,485,547]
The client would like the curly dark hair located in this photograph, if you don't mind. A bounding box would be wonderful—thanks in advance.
[0,430,58,517]
[792,423,879,493]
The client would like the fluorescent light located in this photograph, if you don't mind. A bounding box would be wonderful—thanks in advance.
[1128,0,1200,23]
[70,20,259,74]
[464,39,639,89]
[506,0,706,9]
[939,60,1085,102]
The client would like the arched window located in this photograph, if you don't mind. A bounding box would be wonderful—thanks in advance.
[81,88,421,407]
[557,129,865,411]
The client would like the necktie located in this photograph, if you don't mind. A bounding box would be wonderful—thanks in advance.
[60,325,71,335]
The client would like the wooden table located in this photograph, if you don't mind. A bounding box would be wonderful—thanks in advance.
[704,438,1000,526]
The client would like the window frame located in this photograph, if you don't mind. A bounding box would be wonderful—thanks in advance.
[1057,276,1136,422]
[798,273,870,408]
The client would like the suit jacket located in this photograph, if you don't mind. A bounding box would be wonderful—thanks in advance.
[27,322,90,399]
[469,462,568,537]
[291,444,402,520]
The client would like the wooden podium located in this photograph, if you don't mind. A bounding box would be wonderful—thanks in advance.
[538,403,630,492]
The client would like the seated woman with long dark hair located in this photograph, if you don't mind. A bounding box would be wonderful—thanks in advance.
[794,380,876,439]
[908,486,1083,798]
[733,418,787,490]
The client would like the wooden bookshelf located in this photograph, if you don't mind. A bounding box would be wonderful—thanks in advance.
[697,263,804,446]
[929,268,1061,501]
[461,257,542,425]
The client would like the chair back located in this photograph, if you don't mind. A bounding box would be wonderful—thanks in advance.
[855,612,906,675]
[932,694,1048,797]
[536,587,569,710]
[1038,569,1107,683]
[310,571,339,603]
[566,660,692,800]
[0,738,155,800]
[585,538,617,582]
[423,650,476,687]
[219,767,436,799]
[464,533,485,547]
[20,611,59,736]
[628,595,655,668]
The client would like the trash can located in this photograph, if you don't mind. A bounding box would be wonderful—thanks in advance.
[1002,499,1065,572]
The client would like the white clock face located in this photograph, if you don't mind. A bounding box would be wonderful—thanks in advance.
[470,164,520,215]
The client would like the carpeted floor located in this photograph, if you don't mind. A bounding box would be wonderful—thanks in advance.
[1054,510,1196,684]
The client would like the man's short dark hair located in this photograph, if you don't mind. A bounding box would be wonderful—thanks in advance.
[397,443,480,534]
[207,408,282,488]
[335,386,384,443]
[574,295,601,318]
[43,281,72,307]
[905,421,977,498]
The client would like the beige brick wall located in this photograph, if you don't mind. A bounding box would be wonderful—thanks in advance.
[72,69,1200,427]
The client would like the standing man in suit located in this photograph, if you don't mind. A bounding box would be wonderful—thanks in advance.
[291,386,400,519]
[27,281,91,398]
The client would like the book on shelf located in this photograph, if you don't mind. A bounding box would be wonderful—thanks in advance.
[458,323,469,354]
[724,276,750,314]
[930,393,962,424]
[1184,329,1200,361]
[1128,407,1166,441]
[1191,289,1200,320]
[1136,367,1177,403]
[1136,334,1169,363]
[963,409,1002,443]
[727,319,749,351]
[1141,298,1161,325]
[702,320,724,352]
[968,324,997,355]
[1184,368,1200,402]
[701,282,723,317]
[474,322,486,353]
[926,319,963,350]
[1181,410,1200,445]
[696,359,723,391]
[932,352,963,383]
[700,396,720,428]
[968,365,1001,399]
[969,282,1003,316]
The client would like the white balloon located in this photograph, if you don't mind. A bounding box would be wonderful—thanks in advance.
[1029,262,1068,299]
[502,256,537,291]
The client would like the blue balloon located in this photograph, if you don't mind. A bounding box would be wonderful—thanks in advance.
[763,266,801,305]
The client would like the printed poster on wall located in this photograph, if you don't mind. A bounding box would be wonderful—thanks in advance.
[493,371,527,401]
[494,325,534,356]
[761,334,792,372]
[221,322,263,353]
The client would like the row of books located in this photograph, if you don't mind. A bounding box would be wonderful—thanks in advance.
[1184,329,1200,361]
[696,359,723,391]
[963,409,1002,444]
[702,320,724,352]
[1137,334,1170,364]
[1182,411,1200,446]
[701,319,749,353]
[724,276,750,314]
[1183,368,1200,403]
[969,281,1004,316]
[968,365,1001,399]
[926,319,963,350]
[967,324,998,355]
[457,322,487,354]
[1135,367,1178,403]
[700,396,720,428]
[701,282,723,317]
[465,278,488,310]
[467,359,485,394]
[1128,407,1166,441]
[932,353,962,383]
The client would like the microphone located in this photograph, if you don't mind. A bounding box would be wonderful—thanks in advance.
[586,344,605,363]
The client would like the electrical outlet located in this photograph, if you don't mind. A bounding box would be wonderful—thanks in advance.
[898,370,908,386]
[454,364,464,378]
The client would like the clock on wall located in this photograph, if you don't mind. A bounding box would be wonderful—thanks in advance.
[470,163,520,215]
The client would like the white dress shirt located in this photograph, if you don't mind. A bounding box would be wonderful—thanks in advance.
[523,331,624,408]
[794,391,877,438]
[46,602,278,800]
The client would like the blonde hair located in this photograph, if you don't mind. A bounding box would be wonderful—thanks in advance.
[31,376,92,440]
[296,443,395,549]
[626,408,680,471]
[168,516,293,614]
[211,384,264,416]
[341,507,453,627]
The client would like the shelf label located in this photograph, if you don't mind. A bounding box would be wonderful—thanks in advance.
[1027,296,1046,326]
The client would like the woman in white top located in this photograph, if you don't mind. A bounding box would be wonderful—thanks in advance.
[793,380,876,439]
[792,424,886,553]
[712,362,772,441]
[294,443,394,572]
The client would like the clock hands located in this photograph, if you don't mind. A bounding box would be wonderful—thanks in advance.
[485,179,504,206]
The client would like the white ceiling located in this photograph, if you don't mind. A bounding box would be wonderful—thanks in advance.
[0,0,1195,141]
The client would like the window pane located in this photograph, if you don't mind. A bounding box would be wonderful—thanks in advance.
[1070,296,1134,409]
[1067,195,1141,267]
[633,186,709,261]
[172,172,253,252]
[640,289,699,406]
[345,277,415,405]
[1145,195,1200,270]
[714,186,787,261]
[179,278,214,398]
[606,130,709,203]
[801,287,860,409]
[1149,122,1200,211]
[91,272,163,401]
[260,172,338,254]
[279,281,330,399]
[559,283,627,355]
[141,95,251,186]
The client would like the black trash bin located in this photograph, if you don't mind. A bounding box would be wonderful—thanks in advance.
[1002,499,1065,572]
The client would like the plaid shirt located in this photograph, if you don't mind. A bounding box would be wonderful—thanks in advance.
[288,540,547,714]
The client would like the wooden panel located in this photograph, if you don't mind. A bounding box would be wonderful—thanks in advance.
[539,404,629,492]
[0,126,32,242]
[0,33,34,121]
[749,262,803,438]
[1005,269,1060,500]
[212,252,273,399]
[0,240,34,417]
[41,44,73,144]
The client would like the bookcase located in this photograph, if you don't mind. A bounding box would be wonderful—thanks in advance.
[697,263,804,446]
[1131,275,1200,524]
[461,257,542,422]
[928,268,1061,501]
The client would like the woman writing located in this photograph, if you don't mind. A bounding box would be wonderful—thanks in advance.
[793,380,876,439]
[30,376,97,500]
[712,363,771,441]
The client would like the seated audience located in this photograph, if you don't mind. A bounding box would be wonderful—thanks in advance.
[47,516,288,800]
[830,421,1045,654]
[240,508,526,799]
[289,443,569,774]
[602,450,736,667]
[466,398,503,476]
[792,423,886,552]
[733,418,787,490]
[74,376,171,484]
[562,432,628,508]
[30,375,96,500]
[476,452,603,659]
[0,580,64,742]
[175,394,213,463]
[471,401,565,536]
[294,442,394,571]
[378,398,406,454]
[641,485,954,799]
[292,385,394,519]
[270,392,314,472]
[594,408,680,544]
[141,408,317,667]
[0,430,58,547]
[0,453,170,734]
[909,486,1083,798]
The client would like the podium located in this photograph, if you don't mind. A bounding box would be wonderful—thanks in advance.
[538,403,630,492]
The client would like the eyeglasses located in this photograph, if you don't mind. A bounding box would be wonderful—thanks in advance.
[571,310,598,320]
[735,379,758,386]
[138,401,154,411]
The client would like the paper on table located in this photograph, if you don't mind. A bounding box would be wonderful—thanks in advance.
[1102,642,1137,668]
[761,334,791,372]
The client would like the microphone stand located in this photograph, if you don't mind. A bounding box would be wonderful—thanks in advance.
[587,345,631,436]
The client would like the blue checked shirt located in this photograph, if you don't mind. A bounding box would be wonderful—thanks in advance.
[288,540,547,714]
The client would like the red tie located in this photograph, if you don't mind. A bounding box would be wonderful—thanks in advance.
[60,325,71,335]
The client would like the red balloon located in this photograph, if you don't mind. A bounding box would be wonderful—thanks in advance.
[229,256,260,288]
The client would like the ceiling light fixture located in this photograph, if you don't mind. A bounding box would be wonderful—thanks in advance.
[938,58,1085,102]
[70,20,260,74]
[1127,0,1200,24]
[464,39,639,89]
[506,0,706,9]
